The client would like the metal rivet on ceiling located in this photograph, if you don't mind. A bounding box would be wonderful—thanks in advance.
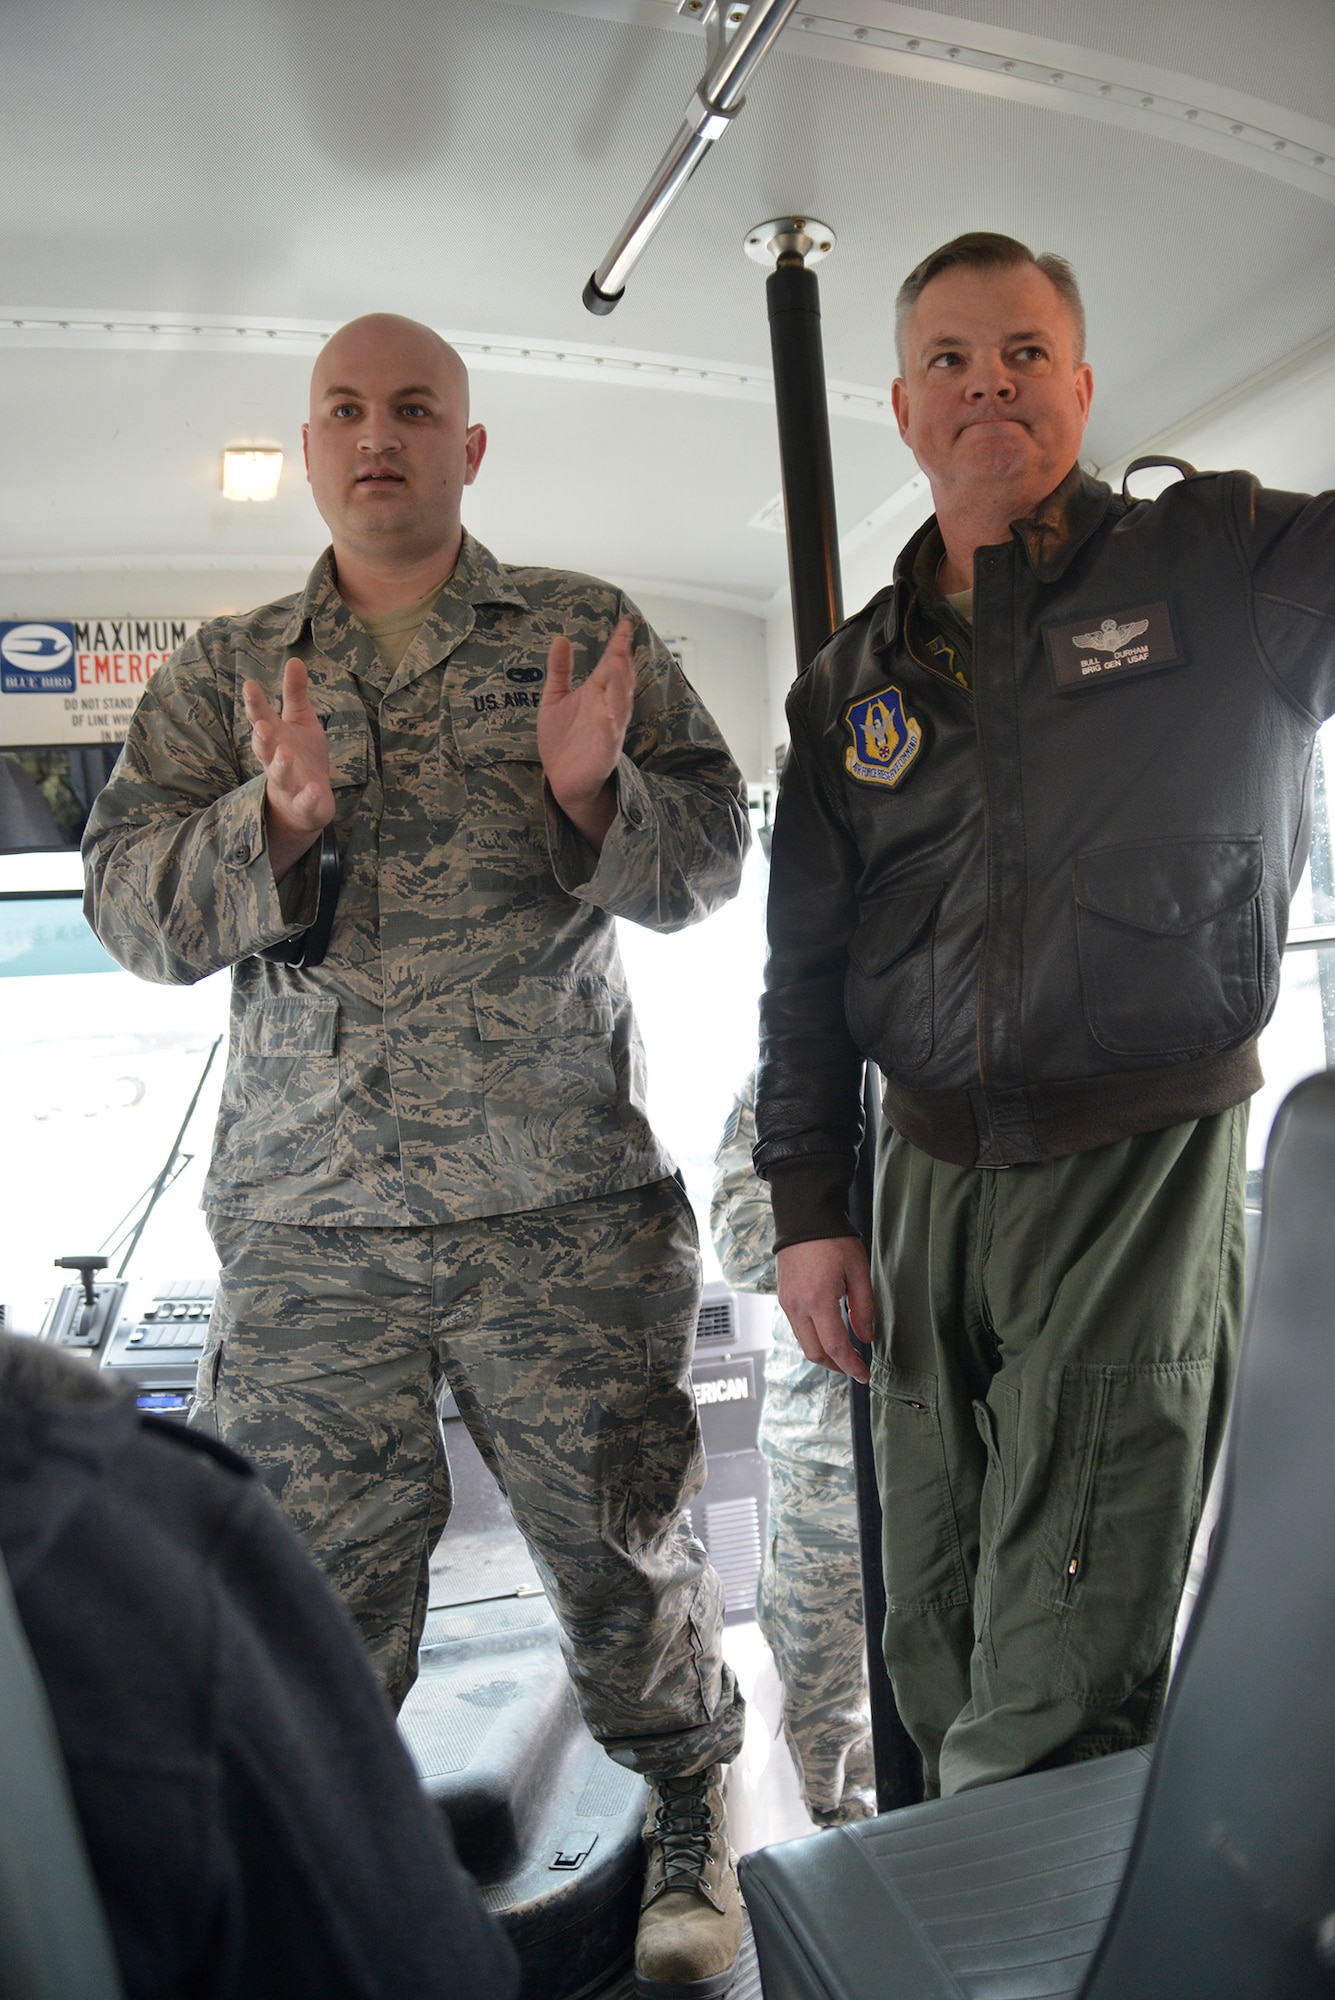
[1049,71,1064,84]
[1185,107,1199,119]
[853,25,866,38]
[1140,95,1154,107]
[1273,139,1286,151]
[1001,58,1014,71]
[1230,122,1244,134]
[905,36,919,48]
[946,45,960,57]
[1097,83,1111,97]
[1316,155,1328,166]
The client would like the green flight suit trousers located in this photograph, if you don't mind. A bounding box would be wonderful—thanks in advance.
[869,1105,1247,1797]
[195,1178,745,1778]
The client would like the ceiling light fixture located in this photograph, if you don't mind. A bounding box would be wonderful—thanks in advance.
[222,448,283,502]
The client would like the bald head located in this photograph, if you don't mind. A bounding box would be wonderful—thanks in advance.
[303,312,486,592]
[310,313,470,420]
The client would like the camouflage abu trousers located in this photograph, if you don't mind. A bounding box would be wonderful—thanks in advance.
[196,1177,745,1776]
[757,1313,875,1824]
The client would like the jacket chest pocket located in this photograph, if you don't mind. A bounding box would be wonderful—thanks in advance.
[1074,838,1264,1058]
[449,686,542,769]
[448,692,549,885]
[326,718,370,793]
[472,976,619,1202]
[844,883,944,1074]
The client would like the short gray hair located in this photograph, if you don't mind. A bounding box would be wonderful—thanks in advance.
[895,232,1086,370]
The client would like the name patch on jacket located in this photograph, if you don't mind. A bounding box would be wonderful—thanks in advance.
[843,686,922,788]
[1044,601,1181,692]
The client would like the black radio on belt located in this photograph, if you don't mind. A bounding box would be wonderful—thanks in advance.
[258,825,341,969]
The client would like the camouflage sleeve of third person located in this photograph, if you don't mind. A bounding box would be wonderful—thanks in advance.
[709,1071,777,1296]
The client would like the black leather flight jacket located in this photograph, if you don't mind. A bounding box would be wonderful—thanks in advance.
[755,464,1335,1246]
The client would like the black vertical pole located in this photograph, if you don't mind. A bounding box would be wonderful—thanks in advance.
[764,247,924,1813]
[766,256,842,671]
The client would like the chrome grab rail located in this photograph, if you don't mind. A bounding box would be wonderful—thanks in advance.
[583,0,801,314]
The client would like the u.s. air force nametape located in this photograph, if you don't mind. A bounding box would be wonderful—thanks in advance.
[1044,600,1182,693]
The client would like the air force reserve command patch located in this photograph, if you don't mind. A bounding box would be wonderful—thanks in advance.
[1044,600,1182,692]
[844,685,923,788]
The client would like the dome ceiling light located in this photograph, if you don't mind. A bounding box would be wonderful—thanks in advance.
[221,448,283,502]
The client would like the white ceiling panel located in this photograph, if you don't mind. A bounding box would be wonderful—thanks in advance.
[1,0,1331,601]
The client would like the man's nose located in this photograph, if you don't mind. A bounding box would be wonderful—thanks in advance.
[356,425,402,453]
[965,355,1017,401]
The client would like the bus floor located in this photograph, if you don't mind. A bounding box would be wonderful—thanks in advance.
[417,1415,803,1997]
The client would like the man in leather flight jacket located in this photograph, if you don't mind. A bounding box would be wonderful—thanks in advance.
[754,232,1335,1797]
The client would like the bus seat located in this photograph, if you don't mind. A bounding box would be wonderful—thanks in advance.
[0,1547,124,1999]
[740,1070,1335,2000]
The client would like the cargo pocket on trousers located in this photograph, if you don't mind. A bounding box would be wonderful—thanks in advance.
[1041,1359,1213,1705]
[869,1360,970,1614]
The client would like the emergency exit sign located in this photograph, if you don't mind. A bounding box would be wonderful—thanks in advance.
[0,618,200,746]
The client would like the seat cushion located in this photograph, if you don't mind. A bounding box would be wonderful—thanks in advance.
[739,1746,1151,2000]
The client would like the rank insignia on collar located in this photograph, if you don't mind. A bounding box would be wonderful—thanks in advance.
[843,685,923,788]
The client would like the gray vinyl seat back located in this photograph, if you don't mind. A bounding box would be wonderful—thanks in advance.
[1079,1069,1335,2000]
[0,1547,124,1999]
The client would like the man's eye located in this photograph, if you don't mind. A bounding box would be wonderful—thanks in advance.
[331,403,358,418]
[928,352,962,370]
[400,403,430,418]
[1014,346,1046,364]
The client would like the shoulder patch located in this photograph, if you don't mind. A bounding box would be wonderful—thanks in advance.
[843,685,923,788]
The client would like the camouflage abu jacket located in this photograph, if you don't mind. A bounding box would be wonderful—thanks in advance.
[84,535,750,1226]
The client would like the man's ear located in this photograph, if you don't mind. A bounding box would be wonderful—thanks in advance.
[464,423,487,487]
[1074,362,1094,423]
[891,378,912,446]
[301,421,311,482]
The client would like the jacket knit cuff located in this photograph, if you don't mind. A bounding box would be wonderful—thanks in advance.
[766,1156,860,1252]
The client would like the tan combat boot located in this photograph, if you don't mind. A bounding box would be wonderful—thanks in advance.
[633,1764,742,1999]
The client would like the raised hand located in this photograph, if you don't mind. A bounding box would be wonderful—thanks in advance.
[537,618,636,849]
[242,659,335,883]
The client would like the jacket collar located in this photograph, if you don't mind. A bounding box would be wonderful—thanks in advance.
[888,462,1114,613]
[1009,464,1113,580]
[279,529,530,651]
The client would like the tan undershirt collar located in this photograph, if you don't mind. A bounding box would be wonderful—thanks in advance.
[943,583,974,626]
[356,581,450,674]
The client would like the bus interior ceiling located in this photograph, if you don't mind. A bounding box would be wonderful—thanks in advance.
[3,0,1333,1298]
[2,1,1334,1995]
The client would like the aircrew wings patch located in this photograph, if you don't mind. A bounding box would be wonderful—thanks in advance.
[843,685,923,789]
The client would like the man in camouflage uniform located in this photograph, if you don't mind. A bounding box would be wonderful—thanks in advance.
[84,314,747,1999]
[711,1073,874,1826]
